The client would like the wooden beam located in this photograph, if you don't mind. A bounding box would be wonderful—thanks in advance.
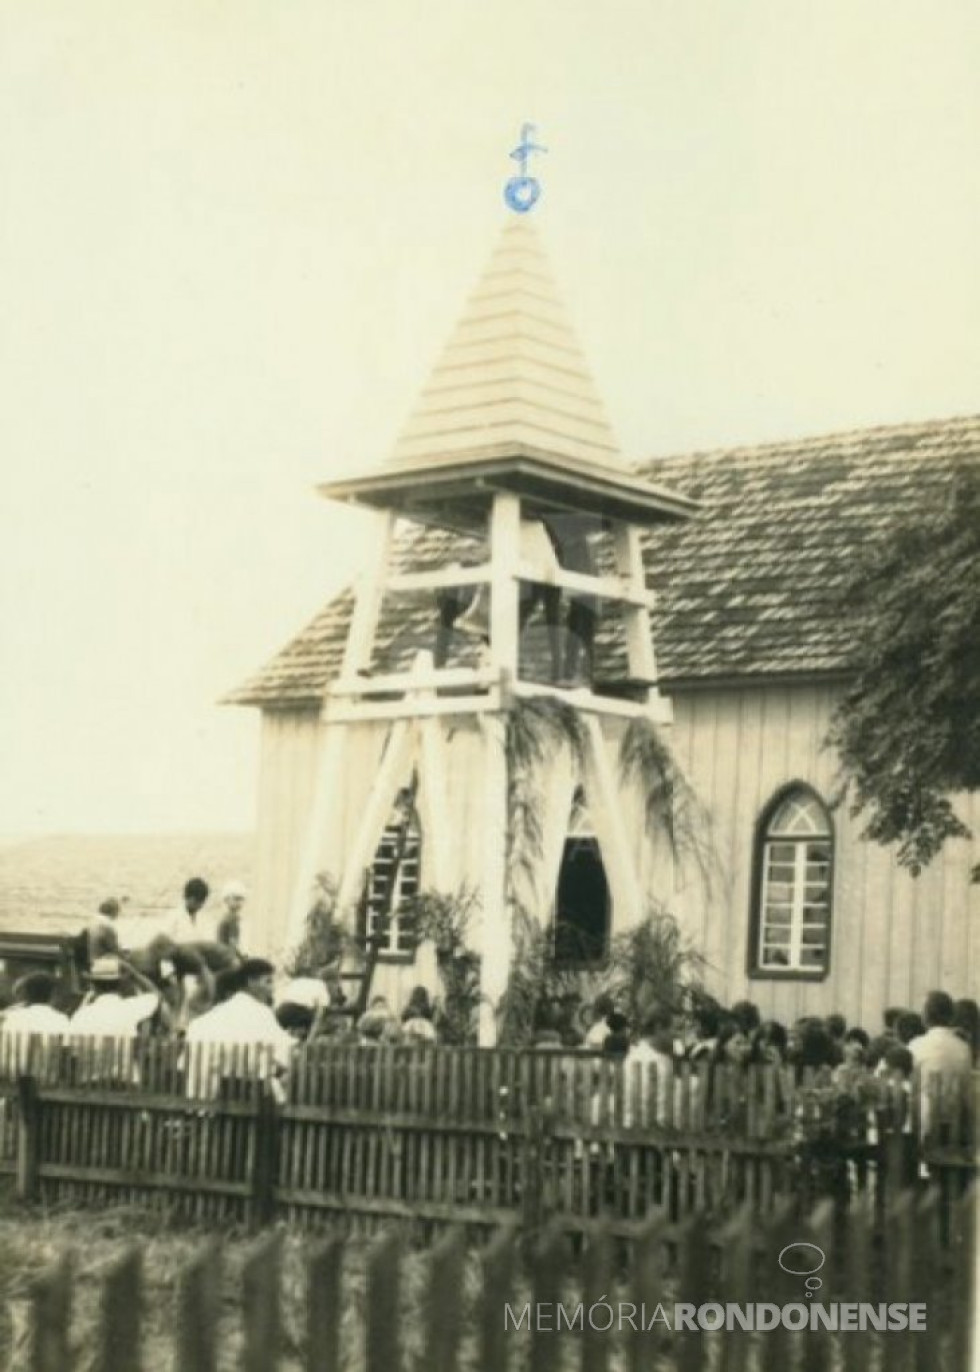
[511,679,673,724]
[328,665,499,697]
[387,564,492,592]
[323,691,503,724]
[527,563,656,608]
[488,492,521,678]
[326,683,673,725]
[339,510,396,679]
[416,718,454,892]
[477,713,510,1046]
[389,559,654,607]
[613,522,660,685]
[282,722,349,957]
[334,718,418,918]
[582,714,644,924]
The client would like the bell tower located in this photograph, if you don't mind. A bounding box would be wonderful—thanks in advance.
[287,215,695,1042]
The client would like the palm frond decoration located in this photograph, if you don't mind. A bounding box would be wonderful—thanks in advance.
[618,717,720,896]
[495,907,547,1046]
[505,698,588,890]
[496,900,705,1046]
[603,900,707,1026]
[284,870,360,977]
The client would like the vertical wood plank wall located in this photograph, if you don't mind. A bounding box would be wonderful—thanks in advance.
[667,682,979,1028]
[252,684,978,1028]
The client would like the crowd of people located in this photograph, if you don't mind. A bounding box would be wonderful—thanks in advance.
[0,875,447,1081]
[0,874,976,1125]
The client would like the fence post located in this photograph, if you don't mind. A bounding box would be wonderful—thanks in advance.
[95,1247,142,1372]
[174,1245,220,1372]
[16,1073,40,1203]
[306,1235,344,1372]
[424,1226,466,1372]
[521,1104,545,1239]
[479,1225,516,1372]
[29,1253,71,1372]
[250,1084,279,1230]
[243,1231,282,1372]
[528,1226,565,1372]
[366,1229,401,1372]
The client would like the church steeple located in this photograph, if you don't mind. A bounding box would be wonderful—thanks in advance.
[389,218,624,471]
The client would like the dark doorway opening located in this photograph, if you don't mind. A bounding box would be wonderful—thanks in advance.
[553,837,610,967]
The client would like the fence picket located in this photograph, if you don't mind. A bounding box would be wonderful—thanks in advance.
[95,1247,142,1372]
[581,1227,611,1372]
[306,1234,344,1372]
[29,1253,72,1372]
[365,1227,401,1372]
[479,1224,517,1372]
[174,1244,220,1372]
[242,1230,283,1372]
[424,1226,466,1372]
[528,1226,566,1372]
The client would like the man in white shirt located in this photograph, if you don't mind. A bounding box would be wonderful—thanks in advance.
[70,955,161,1040]
[185,957,294,1097]
[69,955,162,1082]
[909,989,972,1139]
[1,972,70,1072]
[162,877,212,944]
[910,990,973,1076]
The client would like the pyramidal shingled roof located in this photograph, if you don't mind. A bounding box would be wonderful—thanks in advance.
[388,217,624,470]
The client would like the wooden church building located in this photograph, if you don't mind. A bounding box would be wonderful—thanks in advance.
[230,218,979,1040]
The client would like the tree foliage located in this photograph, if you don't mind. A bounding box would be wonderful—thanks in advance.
[828,462,980,879]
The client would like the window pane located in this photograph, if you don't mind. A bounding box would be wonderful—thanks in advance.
[766,882,794,903]
[768,842,795,863]
[763,926,792,944]
[800,947,826,968]
[764,907,793,926]
[762,946,790,966]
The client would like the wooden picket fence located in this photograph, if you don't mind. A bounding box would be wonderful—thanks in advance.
[22,1186,977,1371]
[0,1037,976,1237]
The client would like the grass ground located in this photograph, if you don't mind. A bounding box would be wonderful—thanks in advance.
[0,1198,445,1371]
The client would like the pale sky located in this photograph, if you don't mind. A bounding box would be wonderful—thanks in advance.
[0,1,977,835]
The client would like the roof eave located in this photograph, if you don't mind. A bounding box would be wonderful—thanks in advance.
[318,445,698,530]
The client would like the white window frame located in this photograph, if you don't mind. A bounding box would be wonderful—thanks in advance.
[755,789,832,977]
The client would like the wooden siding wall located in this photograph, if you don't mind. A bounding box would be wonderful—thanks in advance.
[250,710,488,1001]
[667,683,979,1031]
[252,686,978,1029]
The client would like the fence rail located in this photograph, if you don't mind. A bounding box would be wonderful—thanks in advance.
[0,1037,975,1240]
[19,1189,978,1371]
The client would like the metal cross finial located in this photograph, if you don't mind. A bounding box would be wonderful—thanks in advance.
[504,123,547,213]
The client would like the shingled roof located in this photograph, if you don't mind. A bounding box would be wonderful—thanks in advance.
[228,413,980,708]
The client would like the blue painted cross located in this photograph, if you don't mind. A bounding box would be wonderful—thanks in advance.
[504,123,547,214]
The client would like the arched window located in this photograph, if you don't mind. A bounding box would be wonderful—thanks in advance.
[751,786,833,977]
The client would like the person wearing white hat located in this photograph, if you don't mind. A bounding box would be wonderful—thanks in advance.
[69,955,161,1041]
[216,879,247,954]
